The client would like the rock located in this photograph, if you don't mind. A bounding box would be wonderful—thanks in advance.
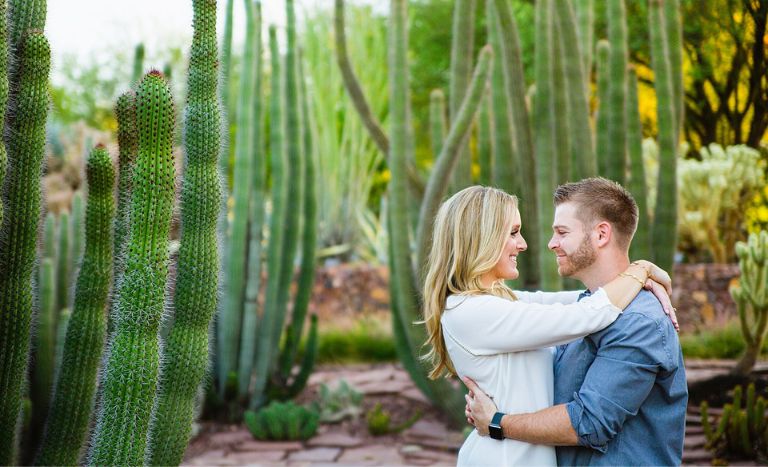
[226,450,286,463]
[306,432,364,448]
[234,440,304,452]
[208,429,253,445]
[401,387,430,404]
[287,447,341,462]
[401,446,458,464]
[337,445,403,464]
[682,448,712,463]
[182,449,227,466]
[684,434,707,449]
[355,379,413,395]
[404,420,450,440]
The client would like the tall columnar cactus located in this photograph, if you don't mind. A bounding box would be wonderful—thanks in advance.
[0,0,7,228]
[552,27,569,185]
[702,384,768,460]
[648,0,678,272]
[70,191,84,273]
[572,0,593,96]
[36,145,115,466]
[477,87,493,186]
[490,0,540,289]
[627,66,650,261]
[731,231,768,376]
[88,71,176,466]
[533,0,561,291]
[604,0,628,185]
[218,0,259,395]
[147,0,223,462]
[114,91,138,279]
[664,0,683,138]
[447,0,475,192]
[554,0,595,181]
[429,89,447,160]
[0,31,50,464]
[250,25,284,409]
[237,0,265,399]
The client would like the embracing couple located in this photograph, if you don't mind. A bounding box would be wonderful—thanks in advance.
[422,178,688,466]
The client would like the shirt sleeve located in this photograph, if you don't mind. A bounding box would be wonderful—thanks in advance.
[440,289,621,355]
[515,290,582,305]
[565,312,677,451]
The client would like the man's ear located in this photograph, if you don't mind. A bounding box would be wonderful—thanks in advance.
[594,221,612,247]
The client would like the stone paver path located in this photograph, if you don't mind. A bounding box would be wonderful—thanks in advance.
[184,361,767,466]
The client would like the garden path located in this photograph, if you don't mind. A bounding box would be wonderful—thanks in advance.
[182,360,767,466]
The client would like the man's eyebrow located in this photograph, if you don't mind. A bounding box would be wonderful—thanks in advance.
[551,224,569,230]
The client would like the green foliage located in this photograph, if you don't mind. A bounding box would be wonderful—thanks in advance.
[315,380,363,423]
[366,403,421,436]
[37,145,115,466]
[244,402,319,441]
[680,321,768,360]
[701,384,768,463]
[678,144,766,263]
[0,30,51,464]
[315,323,397,364]
[732,231,768,376]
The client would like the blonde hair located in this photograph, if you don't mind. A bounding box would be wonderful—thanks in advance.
[421,186,519,379]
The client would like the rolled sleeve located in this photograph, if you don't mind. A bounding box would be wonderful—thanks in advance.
[564,313,673,451]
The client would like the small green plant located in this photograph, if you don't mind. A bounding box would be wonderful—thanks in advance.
[316,380,363,423]
[680,321,768,360]
[313,318,397,364]
[366,403,421,436]
[701,384,768,463]
[244,401,319,441]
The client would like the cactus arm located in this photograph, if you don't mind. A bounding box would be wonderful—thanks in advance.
[477,87,493,186]
[333,0,388,155]
[0,31,50,464]
[281,315,319,399]
[447,0,476,192]
[218,0,258,395]
[87,72,175,466]
[36,145,115,466]
[146,0,224,463]
[238,0,266,399]
[627,66,650,260]
[648,0,678,272]
[605,0,629,185]
[416,46,492,273]
[113,91,138,283]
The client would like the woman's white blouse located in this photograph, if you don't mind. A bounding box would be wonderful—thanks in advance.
[441,288,621,467]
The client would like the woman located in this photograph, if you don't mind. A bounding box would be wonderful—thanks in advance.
[422,186,673,466]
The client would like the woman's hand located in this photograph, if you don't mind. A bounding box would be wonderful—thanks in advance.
[632,260,672,295]
[645,279,679,332]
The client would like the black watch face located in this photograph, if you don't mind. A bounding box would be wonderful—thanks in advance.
[489,424,503,440]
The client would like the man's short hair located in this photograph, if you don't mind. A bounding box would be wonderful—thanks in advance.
[553,177,639,250]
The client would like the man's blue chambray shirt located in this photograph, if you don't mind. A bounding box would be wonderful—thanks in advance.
[554,289,688,466]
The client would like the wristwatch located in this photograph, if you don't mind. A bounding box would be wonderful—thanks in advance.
[489,412,505,440]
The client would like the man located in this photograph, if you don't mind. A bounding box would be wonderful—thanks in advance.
[464,178,688,465]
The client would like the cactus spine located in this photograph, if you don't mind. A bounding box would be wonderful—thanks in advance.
[447,0,475,192]
[0,31,50,464]
[648,0,678,272]
[218,0,259,395]
[36,145,115,466]
[237,0,265,399]
[605,0,628,185]
[731,231,768,376]
[147,0,223,462]
[88,72,175,466]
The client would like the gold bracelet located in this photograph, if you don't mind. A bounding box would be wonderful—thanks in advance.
[619,271,646,287]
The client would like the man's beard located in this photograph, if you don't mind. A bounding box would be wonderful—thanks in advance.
[559,234,597,277]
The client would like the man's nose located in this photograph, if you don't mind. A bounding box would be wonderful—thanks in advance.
[547,236,558,251]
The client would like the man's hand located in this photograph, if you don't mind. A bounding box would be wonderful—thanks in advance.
[644,279,679,331]
[462,377,498,437]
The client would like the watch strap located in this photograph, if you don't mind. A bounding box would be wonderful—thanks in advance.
[491,412,504,425]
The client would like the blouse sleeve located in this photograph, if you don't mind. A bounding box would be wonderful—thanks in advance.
[441,289,620,355]
[515,290,582,305]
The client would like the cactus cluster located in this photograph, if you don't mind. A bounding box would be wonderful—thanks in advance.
[701,384,768,462]
[316,380,363,423]
[244,402,319,441]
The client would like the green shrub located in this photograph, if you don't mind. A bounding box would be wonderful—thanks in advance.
[315,380,363,423]
[366,403,421,436]
[681,321,768,359]
[300,318,396,364]
[243,401,319,441]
